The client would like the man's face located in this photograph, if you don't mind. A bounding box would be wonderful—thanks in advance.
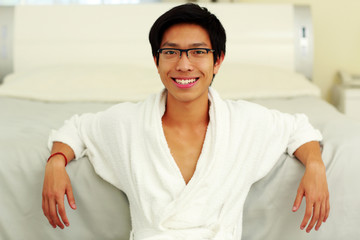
[155,23,223,104]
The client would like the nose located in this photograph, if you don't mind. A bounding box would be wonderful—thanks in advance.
[175,51,194,72]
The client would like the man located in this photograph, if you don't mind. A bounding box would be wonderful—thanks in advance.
[42,3,329,239]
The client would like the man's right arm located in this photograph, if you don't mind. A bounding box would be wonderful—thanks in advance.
[42,141,76,229]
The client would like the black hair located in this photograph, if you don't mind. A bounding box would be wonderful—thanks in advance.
[149,3,226,65]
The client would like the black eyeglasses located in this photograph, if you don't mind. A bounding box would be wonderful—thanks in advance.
[157,48,215,62]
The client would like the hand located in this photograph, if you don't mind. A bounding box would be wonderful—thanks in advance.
[42,156,76,229]
[292,161,330,233]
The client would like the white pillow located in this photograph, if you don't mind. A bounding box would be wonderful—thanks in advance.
[213,63,320,99]
[0,65,164,102]
[0,64,320,102]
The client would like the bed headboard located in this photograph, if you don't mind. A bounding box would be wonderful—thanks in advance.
[0,3,314,83]
[0,6,14,82]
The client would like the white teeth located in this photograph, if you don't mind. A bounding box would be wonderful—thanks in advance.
[174,78,197,85]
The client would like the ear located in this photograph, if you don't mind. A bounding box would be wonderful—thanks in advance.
[213,53,225,75]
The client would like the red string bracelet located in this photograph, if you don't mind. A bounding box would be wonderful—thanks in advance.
[47,152,68,167]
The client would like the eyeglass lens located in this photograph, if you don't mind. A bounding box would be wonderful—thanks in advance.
[159,48,213,62]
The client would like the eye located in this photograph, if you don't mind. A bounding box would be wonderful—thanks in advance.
[192,49,207,55]
[163,50,178,55]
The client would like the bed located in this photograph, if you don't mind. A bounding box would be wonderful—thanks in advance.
[0,3,359,240]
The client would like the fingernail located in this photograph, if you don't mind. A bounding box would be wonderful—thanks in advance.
[300,226,304,230]
[65,223,69,227]
[292,206,297,211]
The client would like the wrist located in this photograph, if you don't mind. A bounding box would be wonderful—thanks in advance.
[48,155,66,166]
[47,152,68,167]
[305,159,326,172]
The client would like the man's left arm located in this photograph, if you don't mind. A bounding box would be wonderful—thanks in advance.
[292,141,330,233]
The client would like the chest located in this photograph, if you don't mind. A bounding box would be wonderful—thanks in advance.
[162,124,208,184]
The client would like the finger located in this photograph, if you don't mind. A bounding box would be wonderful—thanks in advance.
[300,197,313,230]
[292,188,304,212]
[49,198,64,229]
[57,196,70,227]
[43,195,55,228]
[315,201,326,231]
[306,203,320,233]
[324,197,330,222]
[66,185,77,210]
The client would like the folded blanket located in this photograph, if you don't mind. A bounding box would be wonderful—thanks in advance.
[49,87,322,239]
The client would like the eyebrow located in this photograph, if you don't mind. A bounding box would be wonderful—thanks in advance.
[161,42,209,48]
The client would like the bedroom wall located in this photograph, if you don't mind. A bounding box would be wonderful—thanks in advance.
[235,0,360,103]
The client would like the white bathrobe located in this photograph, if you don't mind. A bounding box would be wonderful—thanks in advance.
[49,87,322,240]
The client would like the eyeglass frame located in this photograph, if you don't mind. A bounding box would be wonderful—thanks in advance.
[157,48,215,62]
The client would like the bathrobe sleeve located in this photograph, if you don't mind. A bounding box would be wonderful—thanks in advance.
[268,110,322,157]
[48,111,106,161]
[284,113,323,157]
[48,103,137,191]
[237,102,323,181]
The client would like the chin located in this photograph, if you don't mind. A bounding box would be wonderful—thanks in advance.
[166,86,209,104]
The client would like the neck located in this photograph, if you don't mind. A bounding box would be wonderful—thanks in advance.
[162,90,210,127]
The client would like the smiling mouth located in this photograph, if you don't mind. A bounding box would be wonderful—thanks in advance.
[171,78,199,85]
